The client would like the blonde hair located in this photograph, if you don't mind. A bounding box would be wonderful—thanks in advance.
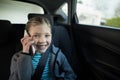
[26,16,51,34]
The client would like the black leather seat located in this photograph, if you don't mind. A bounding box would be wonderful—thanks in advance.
[0,20,16,80]
[0,20,25,80]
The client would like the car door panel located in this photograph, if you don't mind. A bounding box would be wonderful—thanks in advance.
[72,24,120,80]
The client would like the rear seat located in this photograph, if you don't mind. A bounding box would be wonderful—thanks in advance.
[0,20,25,80]
[0,14,78,79]
[0,15,73,79]
[12,24,25,52]
[0,20,16,80]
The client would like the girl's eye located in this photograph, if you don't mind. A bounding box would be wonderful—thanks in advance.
[33,35,39,38]
[45,34,50,37]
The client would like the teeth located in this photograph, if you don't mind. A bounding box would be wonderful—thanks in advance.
[39,45,46,50]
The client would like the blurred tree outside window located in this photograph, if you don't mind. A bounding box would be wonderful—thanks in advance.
[105,2,120,28]
[77,0,120,28]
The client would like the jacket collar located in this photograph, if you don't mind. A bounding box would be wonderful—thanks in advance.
[51,45,60,54]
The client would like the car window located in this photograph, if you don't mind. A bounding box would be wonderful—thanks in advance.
[0,0,44,23]
[55,3,68,24]
[61,3,68,16]
[77,0,120,28]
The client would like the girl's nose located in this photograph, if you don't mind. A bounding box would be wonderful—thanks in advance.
[38,36,46,43]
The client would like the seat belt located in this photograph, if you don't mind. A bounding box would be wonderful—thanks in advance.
[31,45,60,80]
[31,48,49,80]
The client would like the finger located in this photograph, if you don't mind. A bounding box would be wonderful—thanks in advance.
[25,41,34,48]
[21,36,31,42]
[21,37,33,45]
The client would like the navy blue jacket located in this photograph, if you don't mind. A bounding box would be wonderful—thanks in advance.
[9,45,76,80]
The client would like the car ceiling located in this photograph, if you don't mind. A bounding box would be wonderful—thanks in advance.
[17,0,68,14]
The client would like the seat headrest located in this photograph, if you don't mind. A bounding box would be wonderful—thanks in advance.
[53,14,67,24]
[0,20,13,45]
[28,13,53,26]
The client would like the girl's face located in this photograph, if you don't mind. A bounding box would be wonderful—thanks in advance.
[29,23,52,53]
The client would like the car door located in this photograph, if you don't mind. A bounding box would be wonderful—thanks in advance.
[70,0,120,80]
[71,24,120,80]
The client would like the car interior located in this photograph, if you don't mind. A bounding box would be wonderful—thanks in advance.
[0,0,120,80]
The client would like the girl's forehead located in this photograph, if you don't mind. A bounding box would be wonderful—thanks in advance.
[30,23,50,29]
[29,24,51,33]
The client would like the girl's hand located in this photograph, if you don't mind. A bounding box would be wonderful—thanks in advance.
[21,35,34,53]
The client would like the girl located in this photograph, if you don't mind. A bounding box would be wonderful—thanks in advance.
[9,16,76,80]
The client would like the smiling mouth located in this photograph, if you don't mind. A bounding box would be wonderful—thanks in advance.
[36,44,47,50]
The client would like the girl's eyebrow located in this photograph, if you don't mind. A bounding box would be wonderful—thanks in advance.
[33,33,40,35]
[33,33,51,36]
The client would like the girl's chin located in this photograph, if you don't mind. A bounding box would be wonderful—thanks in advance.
[37,49,47,53]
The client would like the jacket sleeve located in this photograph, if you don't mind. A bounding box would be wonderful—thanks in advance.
[56,50,77,80]
[9,53,20,80]
[9,52,32,80]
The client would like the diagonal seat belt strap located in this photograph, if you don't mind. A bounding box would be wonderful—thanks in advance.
[31,49,49,80]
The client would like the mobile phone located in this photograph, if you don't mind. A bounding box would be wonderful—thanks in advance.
[24,30,36,55]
